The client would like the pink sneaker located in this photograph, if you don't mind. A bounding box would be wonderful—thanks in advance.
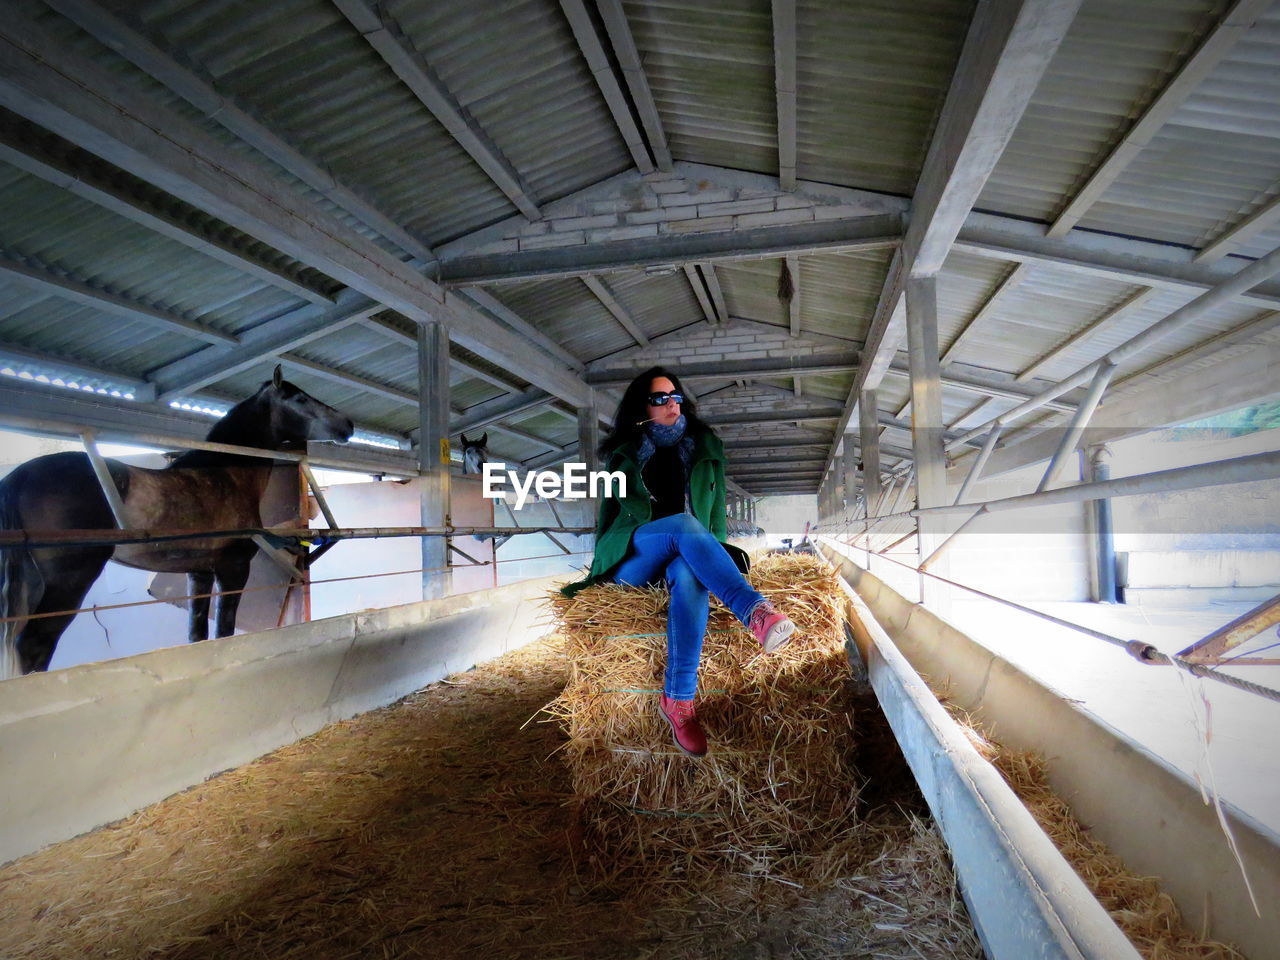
[747,599,797,653]
[658,695,708,757]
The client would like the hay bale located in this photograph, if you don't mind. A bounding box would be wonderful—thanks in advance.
[544,552,859,886]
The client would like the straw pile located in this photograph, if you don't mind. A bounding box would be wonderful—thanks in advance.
[0,578,982,959]
[945,702,1246,960]
[544,551,860,887]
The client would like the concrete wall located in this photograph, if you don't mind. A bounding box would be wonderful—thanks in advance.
[308,475,500,618]
[755,493,816,542]
[943,458,1091,602]
[0,574,561,866]
[491,495,593,586]
[823,540,1280,960]
[1107,426,1280,603]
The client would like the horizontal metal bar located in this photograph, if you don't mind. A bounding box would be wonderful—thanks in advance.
[0,407,416,477]
[0,524,595,550]
[879,449,1280,523]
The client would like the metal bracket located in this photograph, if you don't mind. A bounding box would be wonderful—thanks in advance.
[1178,592,1280,665]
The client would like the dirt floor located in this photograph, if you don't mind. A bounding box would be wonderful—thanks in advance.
[0,636,980,960]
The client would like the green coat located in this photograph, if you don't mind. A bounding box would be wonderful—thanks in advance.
[560,429,727,598]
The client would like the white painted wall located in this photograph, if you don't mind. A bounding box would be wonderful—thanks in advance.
[941,461,1092,602]
[755,494,816,544]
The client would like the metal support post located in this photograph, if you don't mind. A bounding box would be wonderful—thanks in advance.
[1037,360,1117,492]
[577,389,599,474]
[906,275,948,607]
[79,430,127,527]
[575,389,600,544]
[842,436,859,521]
[1081,444,1119,603]
[418,319,452,601]
[954,423,1002,505]
[858,390,882,515]
[299,461,338,530]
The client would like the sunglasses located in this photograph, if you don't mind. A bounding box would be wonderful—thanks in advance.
[647,391,684,407]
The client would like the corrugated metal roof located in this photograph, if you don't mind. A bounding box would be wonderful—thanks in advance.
[941,261,1140,375]
[120,0,515,245]
[2,0,1276,497]
[487,276,656,363]
[977,0,1229,222]
[715,251,890,343]
[625,0,777,176]
[1078,0,1280,250]
[797,0,973,194]
[599,269,703,342]
[385,0,632,205]
[0,275,194,377]
[936,251,1011,352]
[0,160,304,340]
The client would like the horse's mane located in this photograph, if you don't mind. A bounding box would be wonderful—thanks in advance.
[167,388,289,469]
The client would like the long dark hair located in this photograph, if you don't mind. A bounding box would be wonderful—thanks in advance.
[599,366,715,456]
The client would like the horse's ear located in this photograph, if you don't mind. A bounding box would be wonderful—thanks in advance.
[479,432,487,446]
[461,433,471,446]
[272,364,283,389]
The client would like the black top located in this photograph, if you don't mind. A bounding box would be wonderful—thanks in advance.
[642,445,686,520]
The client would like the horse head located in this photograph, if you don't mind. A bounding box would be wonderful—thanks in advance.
[260,365,355,446]
[460,433,489,474]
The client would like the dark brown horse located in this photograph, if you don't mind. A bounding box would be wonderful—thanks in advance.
[0,367,353,676]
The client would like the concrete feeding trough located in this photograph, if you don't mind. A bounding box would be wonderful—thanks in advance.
[0,551,1264,958]
[823,538,1279,960]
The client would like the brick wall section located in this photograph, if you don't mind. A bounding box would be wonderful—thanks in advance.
[443,164,905,257]
[588,317,852,373]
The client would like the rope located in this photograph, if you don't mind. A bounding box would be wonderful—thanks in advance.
[856,547,1280,706]
[0,549,590,626]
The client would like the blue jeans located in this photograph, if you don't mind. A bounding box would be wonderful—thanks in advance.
[610,513,766,700]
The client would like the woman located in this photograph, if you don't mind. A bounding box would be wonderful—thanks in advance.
[561,366,798,757]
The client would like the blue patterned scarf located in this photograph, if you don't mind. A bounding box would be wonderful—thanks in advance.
[637,415,693,469]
